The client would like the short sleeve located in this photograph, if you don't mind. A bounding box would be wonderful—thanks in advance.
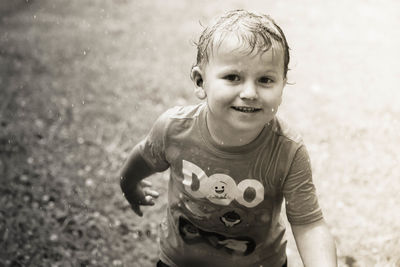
[283,145,323,225]
[137,111,171,172]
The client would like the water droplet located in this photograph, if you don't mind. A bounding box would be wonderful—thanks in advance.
[132,231,140,239]
[20,175,28,182]
[112,259,122,266]
[50,233,58,241]
[85,179,94,187]
[48,201,55,209]
[161,221,168,232]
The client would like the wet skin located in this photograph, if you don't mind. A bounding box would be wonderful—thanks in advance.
[199,36,287,146]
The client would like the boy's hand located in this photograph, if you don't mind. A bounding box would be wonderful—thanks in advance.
[125,180,159,217]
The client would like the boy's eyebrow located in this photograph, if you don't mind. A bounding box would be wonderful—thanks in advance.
[261,70,279,75]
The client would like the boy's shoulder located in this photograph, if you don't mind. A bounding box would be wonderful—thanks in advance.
[271,116,304,145]
[162,103,204,120]
[154,103,204,134]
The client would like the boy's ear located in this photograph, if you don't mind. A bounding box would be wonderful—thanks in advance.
[191,66,206,100]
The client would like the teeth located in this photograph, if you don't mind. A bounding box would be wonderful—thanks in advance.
[232,106,261,113]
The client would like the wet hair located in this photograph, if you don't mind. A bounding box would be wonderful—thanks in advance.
[194,9,290,77]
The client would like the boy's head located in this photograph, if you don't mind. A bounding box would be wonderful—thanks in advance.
[190,10,290,140]
[193,10,290,79]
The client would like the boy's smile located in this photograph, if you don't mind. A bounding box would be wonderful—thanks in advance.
[194,35,286,146]
[231,106,262,113]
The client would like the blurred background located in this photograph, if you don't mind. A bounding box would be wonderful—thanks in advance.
[1,0,399,266]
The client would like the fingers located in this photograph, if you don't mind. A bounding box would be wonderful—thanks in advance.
[140,180,152,187]
[131,196,154,216]
[139,195,156,206]
[130,180,160,216]
[143,188,159,199]
[141,180,160,201]
[144,195,155,205]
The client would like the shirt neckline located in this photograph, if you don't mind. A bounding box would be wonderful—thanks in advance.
[197,104,274,157]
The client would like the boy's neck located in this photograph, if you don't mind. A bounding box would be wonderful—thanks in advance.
[206,113,264,147]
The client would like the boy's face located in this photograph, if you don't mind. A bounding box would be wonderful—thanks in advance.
[196,36,287,137]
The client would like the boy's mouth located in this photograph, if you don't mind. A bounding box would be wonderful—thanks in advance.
[231,106,262,113]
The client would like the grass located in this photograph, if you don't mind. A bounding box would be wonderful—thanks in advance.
[1,0,400,266]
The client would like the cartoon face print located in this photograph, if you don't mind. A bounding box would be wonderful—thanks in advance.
[214,181,226,194]
[181,222,200,240]
[204,174,238,205]
[218,239,249,254]
[178,217,256,256]
[220,211,241,227]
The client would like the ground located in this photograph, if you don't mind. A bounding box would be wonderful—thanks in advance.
[1,0,400,266]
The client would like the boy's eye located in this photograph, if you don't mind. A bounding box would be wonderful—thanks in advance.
[223,75,240,82]
[259,77,273,84]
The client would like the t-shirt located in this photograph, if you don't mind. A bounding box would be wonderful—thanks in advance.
[138,103,323,267]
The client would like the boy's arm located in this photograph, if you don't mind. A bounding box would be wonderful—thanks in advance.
[291,219,337,267]
[120,144,160,216]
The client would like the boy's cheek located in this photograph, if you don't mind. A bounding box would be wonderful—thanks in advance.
[206,90,231,102]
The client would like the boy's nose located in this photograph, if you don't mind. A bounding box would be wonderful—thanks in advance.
[239,82,258,100]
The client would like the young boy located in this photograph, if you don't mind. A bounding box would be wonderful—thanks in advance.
[120,10,337,267]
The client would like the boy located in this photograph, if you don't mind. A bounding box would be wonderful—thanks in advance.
[120,10,337,267]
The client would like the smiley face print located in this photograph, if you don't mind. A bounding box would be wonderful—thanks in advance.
[205,174,238,205]
[214,181,226,194]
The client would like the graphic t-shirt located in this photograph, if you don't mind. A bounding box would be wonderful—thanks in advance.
[138,103,323,267]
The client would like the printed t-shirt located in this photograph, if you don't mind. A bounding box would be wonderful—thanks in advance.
[138,103,323,267]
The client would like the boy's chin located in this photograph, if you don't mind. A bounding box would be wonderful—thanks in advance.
[229,114,273,127]
[228,120,268,133]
